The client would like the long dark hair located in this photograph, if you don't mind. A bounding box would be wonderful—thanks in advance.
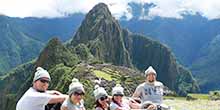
[95,100,104,109]
[95,100,110,110]
[112,96,122,107]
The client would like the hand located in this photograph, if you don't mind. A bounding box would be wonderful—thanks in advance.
[129,100,141,109]
[147,104,157,110]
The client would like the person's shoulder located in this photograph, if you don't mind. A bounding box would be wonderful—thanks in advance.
[110,102,118,109]
[138,82,146,88]
[61,106,68,110]
[61,98,69,107]
[155,81,163,86]
[95,107,103,110]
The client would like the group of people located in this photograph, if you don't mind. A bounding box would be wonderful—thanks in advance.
[16,66,170,110]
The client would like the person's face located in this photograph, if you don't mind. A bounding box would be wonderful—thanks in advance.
[33,77,50,92]
[98,95,108,106]
[146,73,156,82]
[113,94,123,103]
[70,91,84,103]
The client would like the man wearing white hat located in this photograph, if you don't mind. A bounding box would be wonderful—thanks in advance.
[16,67,67,110]
[132,66,164,110]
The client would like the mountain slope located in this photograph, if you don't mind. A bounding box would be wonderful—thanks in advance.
[0,14,84,75]
[191,34,220,92]
[15,13,84,42]
[0,15,43,75]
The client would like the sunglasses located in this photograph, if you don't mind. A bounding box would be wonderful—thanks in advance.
[39,79,50,83]
[114,94,123,97]
[74,91,85,96]
[100,96,108,101]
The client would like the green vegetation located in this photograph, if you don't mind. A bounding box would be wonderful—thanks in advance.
[187,93,209,100]
[209,90,220,100]
[0,16,43,75]
[191,35,220,92]
[163,94,220,110]
[164,98,220,110]
[93,70,113,81]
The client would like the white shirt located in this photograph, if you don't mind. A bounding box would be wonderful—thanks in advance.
[110,99,130,110]
[134,81,163,104]
[16,87,53,110]
[61,98,85,110]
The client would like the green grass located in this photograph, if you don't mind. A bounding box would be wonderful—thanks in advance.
[163,94,220,110]
[164,96,186,100]
[188,93,209,100]
[92,70,113,81]
[164,98,220,110]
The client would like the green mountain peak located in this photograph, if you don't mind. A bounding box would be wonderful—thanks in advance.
[36,38,79,70]
[70,3,132,67]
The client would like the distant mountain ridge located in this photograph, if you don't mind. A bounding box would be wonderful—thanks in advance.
[0,14,84,75]
[120,2,220,92]
[0,15,43,75]
[191,34,220,92]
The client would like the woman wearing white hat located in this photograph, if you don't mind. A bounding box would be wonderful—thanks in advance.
[110,84,140,110]
[61,78,86,110]
[93,85,109,110]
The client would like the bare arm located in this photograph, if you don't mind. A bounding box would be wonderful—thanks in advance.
[129,101,141,109]
[48,94,68,104]
[132,90,140,98]
[47,90,63,95]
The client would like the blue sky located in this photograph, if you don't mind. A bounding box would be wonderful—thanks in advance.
[0,0,220,20]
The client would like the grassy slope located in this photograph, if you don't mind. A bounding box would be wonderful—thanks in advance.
[164,94,219,110]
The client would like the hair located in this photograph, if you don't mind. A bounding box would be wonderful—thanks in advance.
[95,99,110,110]
[112,96,122,107]
[95,100,104,110]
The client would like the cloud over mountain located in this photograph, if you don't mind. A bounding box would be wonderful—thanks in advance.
[0,0,220,20]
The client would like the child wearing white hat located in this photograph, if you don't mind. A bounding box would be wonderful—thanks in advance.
[61,78,86,110]
[93,85,109,110]
[110,84,129,110]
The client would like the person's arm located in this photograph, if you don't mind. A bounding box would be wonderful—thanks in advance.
[48,94,68,104]
[129,99,141,109]
[132,86,141,98]
[46,90,63,95]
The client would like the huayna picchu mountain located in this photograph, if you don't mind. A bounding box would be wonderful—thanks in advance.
[0,3,199,110]
[69,3,132,67]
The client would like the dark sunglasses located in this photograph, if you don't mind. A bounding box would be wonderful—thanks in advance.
[114,94,123,97]
[39,79,50,83]
[100,96,108,101]
[74,91,85,96]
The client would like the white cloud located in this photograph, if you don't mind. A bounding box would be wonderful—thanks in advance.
[0,0,220,20]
